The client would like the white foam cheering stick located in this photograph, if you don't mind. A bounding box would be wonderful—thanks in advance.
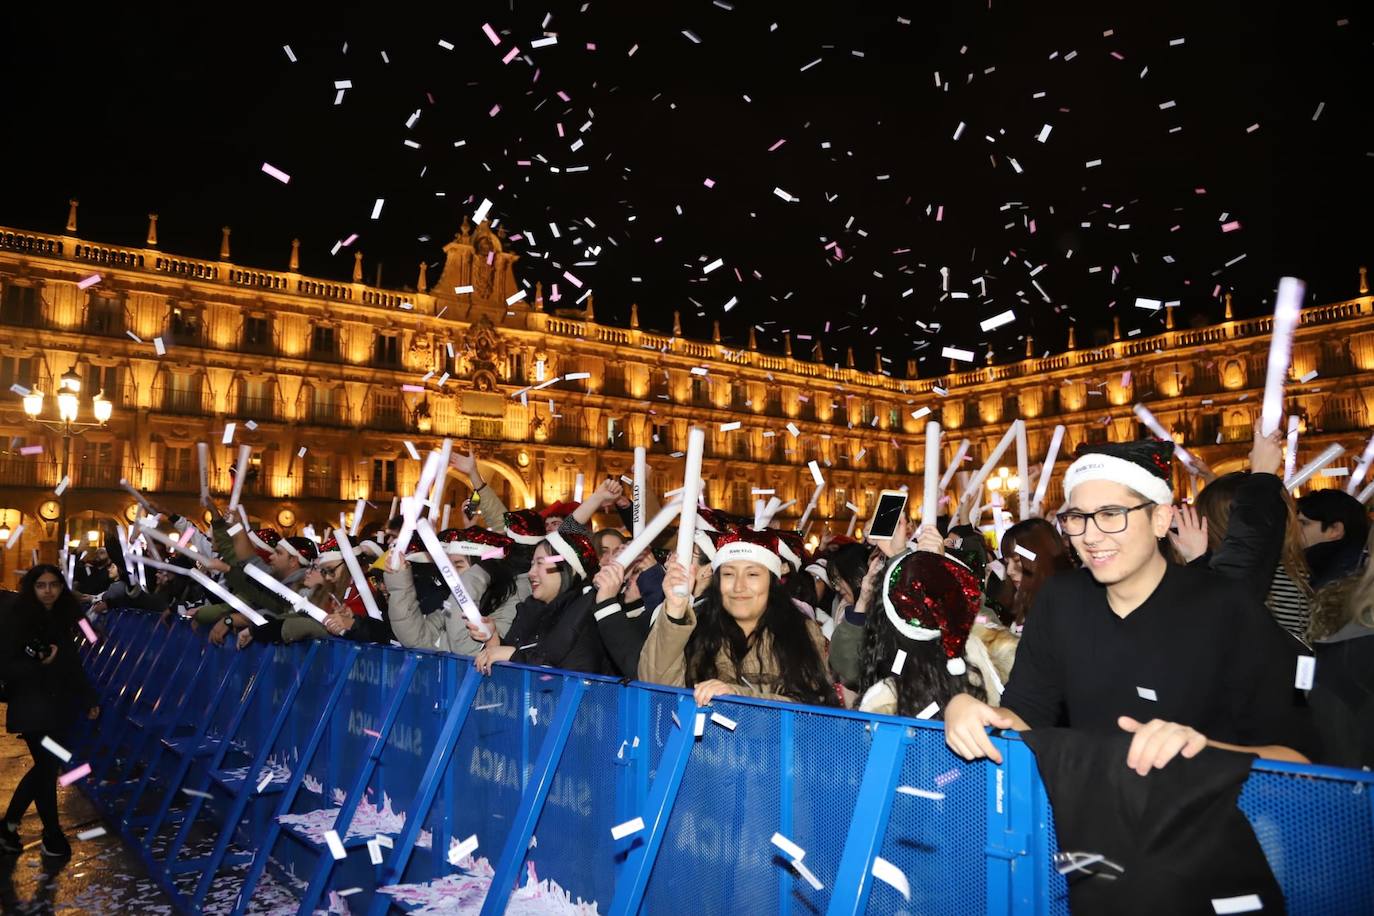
[226,444,252,511]
[923,421,941,530]
[1286,443,1346,492]
[1346,432,1374,495]
[1132,404,1197,472]
[1030,425,1065,517]
[197,442,211,503]
[938,439,970,493]
[429,439,453,510]
[633,447,648,536]
[574,472,585,503]
[415,519,488,639]
[959,422,1021,512]
[334,528,384,621]
[1284,416,1300,483]
[391,451,443,569]
[1015,421,1030,520]
[1261,277,1306,436]
[118,477,154,512]
[244,564,328,623]
[1358,480,1374,506]
[673,428,707,594]
[350,498,365,536]
[612,497,684,570]
[129,554,268,626]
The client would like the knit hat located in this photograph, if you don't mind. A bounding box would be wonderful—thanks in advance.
[541,499,581,521]
[880,550,984,676]
[504,509,546,545]
[1063,440,1174,507]
[280,535,320,565]
[710,527,783,578]
[444,526,514,559]
[545,529,599,579]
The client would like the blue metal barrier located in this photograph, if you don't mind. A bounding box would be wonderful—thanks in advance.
[78,611,1374,915]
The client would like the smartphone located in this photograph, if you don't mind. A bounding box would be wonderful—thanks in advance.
[867,490,909,540]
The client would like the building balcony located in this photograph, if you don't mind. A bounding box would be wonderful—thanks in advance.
[152,386,208,416]
[236,396,280,422]
[0,456,60,488]
[299,474,343,499]
[304,403,351,428]
[468,417,505,440]
[369,408,411,432]
[77,463,121,489]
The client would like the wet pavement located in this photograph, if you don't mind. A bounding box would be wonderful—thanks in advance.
[0,728,178,915]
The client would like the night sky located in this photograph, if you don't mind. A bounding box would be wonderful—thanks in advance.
[4,1,1371,375]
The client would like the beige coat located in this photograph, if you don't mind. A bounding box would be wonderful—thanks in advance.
[637,600,830,702]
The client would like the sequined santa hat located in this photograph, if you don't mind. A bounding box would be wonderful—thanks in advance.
[710,527,784,578]
[504,509,546,545]
[880,549,984,676]
[544,528,600,579]
[540,499,581,521]
[279,535,320,566]
[246,527,282,559]
[774,530,807,575]
[316,535,383,565]
[693,506,745,562]
[443,526,514,559]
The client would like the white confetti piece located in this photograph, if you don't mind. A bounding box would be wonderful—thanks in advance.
[720,421,741,432]
[261,162,291,184]
[370,198,385,219]
[891,649,907,676]
[897,786,946,801]
[5,524,25,549]
[324,829,347,860]
[1137,686,1158,701]
[872,857,911,901]
[77,826,107,841]
[771,832,806,862]
[1298,370,1319,383]
[1294,655,1315,690]
[980,309,1016,332]
[1014,544,1037,561]
[367,839,383,865]
[710,711,737,731]
[41,736,72,763]
[1036,124,1052,143]
[1212,895,1263,914]
[694,712,706,737]
[451,834,479,862]
[54,476,71,496]
[791,857,824,891]
[941,346,975,362]
[283,45,297,62]
[916,701,939,720]
[257,773,274,794]
[222,422,236,444]
[611,817,645,840]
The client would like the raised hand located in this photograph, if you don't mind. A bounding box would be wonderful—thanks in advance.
[1248,419,1284,477]
[1167,503,1209,564]
[662,557,691,618]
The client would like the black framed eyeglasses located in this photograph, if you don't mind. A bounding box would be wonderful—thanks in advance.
[1056,502,1155,536]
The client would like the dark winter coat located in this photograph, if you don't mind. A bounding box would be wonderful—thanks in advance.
[0,596,97,734]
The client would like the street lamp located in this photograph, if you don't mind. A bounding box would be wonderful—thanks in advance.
[986,466,1021,494]
[22,365,114,558]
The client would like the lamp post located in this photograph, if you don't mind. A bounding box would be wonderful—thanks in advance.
[22,365,113,554]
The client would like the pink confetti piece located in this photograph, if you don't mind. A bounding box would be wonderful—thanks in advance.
[502,46,521,64]
[261,162,291,184]
[59,762,91,786]
[363,728,381,738]
[1221,220,1242,232]
[489,104,501,117]
[767,138,786,152]
[703,177,715,188]
[19,445,43,455]
[79,619,98,644]
[481,23,501,45]
[78,274,102,290]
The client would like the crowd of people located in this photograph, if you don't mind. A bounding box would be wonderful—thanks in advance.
[3,428,1373,862]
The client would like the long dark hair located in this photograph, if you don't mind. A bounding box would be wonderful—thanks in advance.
[826,543,870,603]
[1000,518,1075,626]
[17,564,81,620]
[684,575,838,706]
[857,563,987,718]
[477,556,519,615]
[532,540,584,599]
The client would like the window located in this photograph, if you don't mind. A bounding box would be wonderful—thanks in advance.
[730,480,751,515]
[509,351,526,383]
[691,376,709,405]
[86,294,123,335]
[163,446,195,491]
[238,378,275,419]
[309,386,341,425]
[77,442,118,487]
[373,332,400,367]
[834,487,848,514]
[651,422,672,452]
[0,284,40,326]
[861,401,876,426]
[84,364,118,402]
[731,383,751,410]
[604,362,626,396]
[166,304,202,346]
[888,407,901,429]
[371,391,405,430]
[607,417,620,446]
[311,325,337,358]
[372,458,397,494]
[0,356,36,390]
[1002,394,1020,421]
[243,315,272,353]
[162,373,203,414]
[304,454,335,498]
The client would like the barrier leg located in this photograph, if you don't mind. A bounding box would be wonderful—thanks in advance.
[181,642,322,910]
[365,665,484,916]
[231,644,362,916]
[606,693,698,916]
[294,654,420,914]
[479,678,588,916]
[824,721,909,916]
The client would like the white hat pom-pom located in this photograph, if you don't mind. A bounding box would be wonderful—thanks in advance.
[946,656,967,677]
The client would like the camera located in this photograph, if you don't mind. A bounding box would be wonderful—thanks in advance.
[23,637,52,662]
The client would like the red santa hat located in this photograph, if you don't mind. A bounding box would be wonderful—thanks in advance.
[316,535,383,565]
[544,528,599,580]
[880,550,984,676]
[710,527,784,578]
[279,535,320,566]
[774,530,806,575]
[541,499,581,521]
[443,526,514,559]
[504,509,546,545]
[246,527,282,560]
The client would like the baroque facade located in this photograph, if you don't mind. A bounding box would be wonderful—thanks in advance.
[1,208,1372,575]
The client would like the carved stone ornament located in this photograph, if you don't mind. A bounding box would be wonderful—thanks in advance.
[458,315,509,392]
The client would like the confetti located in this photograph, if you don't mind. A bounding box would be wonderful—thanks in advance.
[324,829,348,860]
[76,826,107,841]
[59,762,91,786]
[611,817,645,840]
[260,162,291,183]
[872,857,911,901]
[41,736,73,762]
[897,786,946,800]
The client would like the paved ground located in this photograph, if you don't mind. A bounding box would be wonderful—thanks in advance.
[0,728,180,914]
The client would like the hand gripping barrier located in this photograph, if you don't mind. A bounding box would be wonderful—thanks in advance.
[73,610,1374,915]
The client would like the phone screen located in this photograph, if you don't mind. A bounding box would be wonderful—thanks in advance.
[868,493,909,540]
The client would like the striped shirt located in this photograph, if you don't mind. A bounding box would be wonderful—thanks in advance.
[1265,567,1310,644]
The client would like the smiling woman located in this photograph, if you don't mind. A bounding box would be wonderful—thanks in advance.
[637,528,838,707]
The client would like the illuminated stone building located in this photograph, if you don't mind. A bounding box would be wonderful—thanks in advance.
[1,205,1371,576]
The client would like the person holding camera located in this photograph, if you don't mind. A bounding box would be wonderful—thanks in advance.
[0,565,99,859]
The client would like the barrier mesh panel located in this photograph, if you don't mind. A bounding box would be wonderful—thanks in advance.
[867,723,987,916]
[639,700,785,916]
[1239,769,1374,915]
[526,679,623,911]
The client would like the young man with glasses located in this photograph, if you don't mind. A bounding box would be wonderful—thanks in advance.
[945,440,1314,775]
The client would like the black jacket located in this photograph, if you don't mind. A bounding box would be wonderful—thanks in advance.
[503,585,608,675]
[1195,472,1287,606]
[0,597,97,734]
[593,596,650,679]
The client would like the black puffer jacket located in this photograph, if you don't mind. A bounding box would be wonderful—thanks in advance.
[0,594,97,734]
[503,585,608,675]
